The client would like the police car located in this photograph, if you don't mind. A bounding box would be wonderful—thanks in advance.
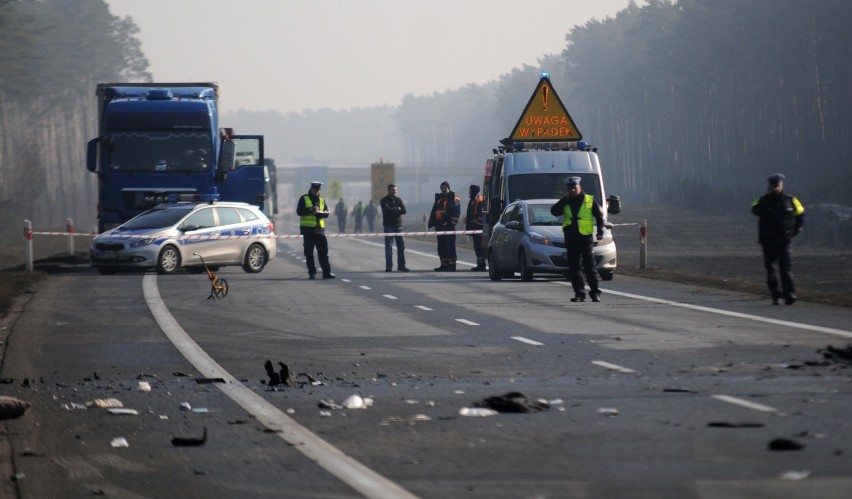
[90,200,276,275]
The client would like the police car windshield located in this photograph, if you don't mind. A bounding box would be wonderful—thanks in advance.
[122,206,194,229]
[509,173,601,204]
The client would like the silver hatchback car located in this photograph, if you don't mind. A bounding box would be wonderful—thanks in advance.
[487,199,616,281]
[90,201,276,274]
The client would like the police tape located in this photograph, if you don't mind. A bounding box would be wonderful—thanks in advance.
[30,229,485,240]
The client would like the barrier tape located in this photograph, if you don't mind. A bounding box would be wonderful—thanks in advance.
[29,229,485,241]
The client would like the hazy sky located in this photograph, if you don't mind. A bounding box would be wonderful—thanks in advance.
[107,0,633,116]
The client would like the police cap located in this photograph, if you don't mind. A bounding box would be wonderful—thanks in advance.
[310,181,323,189]
[565,176,582,187]
[767,173,785,185]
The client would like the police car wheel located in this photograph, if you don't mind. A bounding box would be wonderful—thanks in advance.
[157,245,181,274]
[243,244,267,273]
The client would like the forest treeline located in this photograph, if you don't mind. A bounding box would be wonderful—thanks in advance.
[0,0,149,264]
[1,0,849,268]
[245,0,850,212]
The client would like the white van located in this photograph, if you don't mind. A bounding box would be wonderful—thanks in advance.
[483,142,621,280]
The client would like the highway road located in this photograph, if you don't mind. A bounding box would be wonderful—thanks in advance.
[2,232,851,498]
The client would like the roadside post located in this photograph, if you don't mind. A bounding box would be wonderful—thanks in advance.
[66,218,75,256]
[23,220,33,272]
[639,219,647,269]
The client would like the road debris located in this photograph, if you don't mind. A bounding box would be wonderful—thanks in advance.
[137,381,151,392]
[171,427,207,447]
[110,437,129,448]
[382,414,432,424]
[195,378,226,384]
[663,388,699,394]
[597,408,620,417]
[820,344,852,366]
[459,407,499,417]
[86,398,123,409]
[107,408,139,416]
[264,360,296,387]
[769,438,805,451]
[342,395,373,409]
[708,422,766,428]
[0,396,31,420]
[179,402,192,411]
[61,402,87,411]
[473,392,549,413]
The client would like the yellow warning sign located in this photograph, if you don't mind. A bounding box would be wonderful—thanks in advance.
[509,76,582,142]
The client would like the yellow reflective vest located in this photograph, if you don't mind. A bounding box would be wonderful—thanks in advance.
[300,195,326,228]
[562,194,595,236]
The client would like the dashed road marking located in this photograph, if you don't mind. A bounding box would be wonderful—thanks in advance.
[341,278,351,283]
[383,295,398,300]
[712,394,778,412]
[512,336,544,346]
[359,286,371,290]
[592,360,638,373]
[456,319,479,326]
[415,305,433,311]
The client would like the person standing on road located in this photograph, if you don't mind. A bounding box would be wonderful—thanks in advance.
[381,184,409,272]
[428,181,461,271]
[550,177,605,302]
[296,182,335,279]
[334,198,347,233]
[751,173,805,305]
[352,201,364,233]
[466,184,486,271]
[364,200,378,232]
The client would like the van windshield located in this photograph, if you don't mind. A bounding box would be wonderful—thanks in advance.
[508,173,602,204]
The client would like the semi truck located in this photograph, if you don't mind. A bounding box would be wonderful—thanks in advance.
[482,74,621,279]
[87,82,266,232]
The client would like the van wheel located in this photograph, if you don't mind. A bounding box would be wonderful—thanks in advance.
[488,251,502,281]
[243,243,267,273]
[157,245,181,274]
[519,250,533,281]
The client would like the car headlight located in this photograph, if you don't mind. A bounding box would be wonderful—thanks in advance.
[129,237,156,248]
[529,232,552,246]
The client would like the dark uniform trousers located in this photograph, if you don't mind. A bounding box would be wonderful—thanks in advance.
[303,230,330,276]
[762,241,794,298]
[566,239,599,295]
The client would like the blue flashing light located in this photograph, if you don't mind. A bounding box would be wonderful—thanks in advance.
[540,72,550,79]
[578,140,591,152]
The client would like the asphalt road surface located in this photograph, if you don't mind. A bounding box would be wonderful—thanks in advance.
[2,232,851,499]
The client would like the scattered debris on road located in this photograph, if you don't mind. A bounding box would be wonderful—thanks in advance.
[172,427,207,447]
[708,422,765,428]
[473,392,549,413]
[0,396,31,420]
[820,344,852,366]
[597,407,620,417]
[264,360,296,387]
[137,381,151,392]
[769,438,805,451]
[779,470,811,480]
[342,394,373,409]
[86,398,122,409]
[107,408,139,416]
[459,407,499,417]
[110,437,129,448]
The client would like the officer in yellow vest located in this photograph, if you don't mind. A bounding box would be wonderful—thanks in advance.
[296,181,334,279]
[550,177,605,302]
[751,173,805,305]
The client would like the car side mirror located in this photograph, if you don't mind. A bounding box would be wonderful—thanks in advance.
[505,220,520,231]
[607,194,621,215]
[218,140,237,173]
[87,137,101,172]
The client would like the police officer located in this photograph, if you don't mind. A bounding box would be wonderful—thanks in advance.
[296,181,335,279]
[466,184,486,271]
[428,181,461,271]
[550,177,605,302]
[751,173,805,305]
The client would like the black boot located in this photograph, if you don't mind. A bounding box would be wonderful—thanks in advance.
[570,291,586,302]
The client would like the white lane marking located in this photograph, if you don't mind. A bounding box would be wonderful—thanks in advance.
[415,305,433,311]
[511,336,544,346]
[556,282,852,339]
[383,295,398,300]
[712,394,778,413]
[341,278,352,283]
[592,360,638,373]
[456,319,479,326]
[359,286,372,290]
[142,275,417,499]
[352,238,476,268]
